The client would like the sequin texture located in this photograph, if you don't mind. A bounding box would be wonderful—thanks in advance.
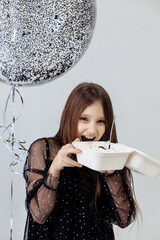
[23,138,135,240]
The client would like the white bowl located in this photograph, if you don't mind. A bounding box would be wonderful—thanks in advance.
[125,148,160,179]
[72,141,133,171]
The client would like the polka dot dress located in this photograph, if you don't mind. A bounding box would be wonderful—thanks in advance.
[23,138,135,240]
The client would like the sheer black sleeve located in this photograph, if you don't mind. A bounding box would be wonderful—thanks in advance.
[99,169,135,228]
[23,138,59,224]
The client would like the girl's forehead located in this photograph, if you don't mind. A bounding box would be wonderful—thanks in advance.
[81,101,105,115]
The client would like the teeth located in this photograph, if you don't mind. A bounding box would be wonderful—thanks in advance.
[82,135,95,141]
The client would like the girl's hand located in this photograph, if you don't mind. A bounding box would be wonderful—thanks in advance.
[98,170,115,174]
[49,138,82,176]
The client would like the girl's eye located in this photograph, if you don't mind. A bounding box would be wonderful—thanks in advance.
[98,120,106,124]
[80,117,88,121]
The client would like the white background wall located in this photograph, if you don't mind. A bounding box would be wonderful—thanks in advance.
[0,0,160,239]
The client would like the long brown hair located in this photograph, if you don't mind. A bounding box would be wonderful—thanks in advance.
[54,82,141,223]
[55,82,117,144]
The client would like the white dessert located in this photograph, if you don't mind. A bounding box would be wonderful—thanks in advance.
[72,141,160,178]
[72,141,132,171]
[73,141,131,154]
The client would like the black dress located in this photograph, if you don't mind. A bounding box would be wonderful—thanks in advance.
[23,138,135,240]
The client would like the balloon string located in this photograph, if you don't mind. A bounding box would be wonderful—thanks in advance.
[11,86,15,151]
[10,169,13,240]
[10,86,15,240]
[9,168,22,240]
[0,85,27,162]
[0,85,27,240]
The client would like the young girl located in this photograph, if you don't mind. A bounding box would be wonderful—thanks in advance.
[23,82,139,240]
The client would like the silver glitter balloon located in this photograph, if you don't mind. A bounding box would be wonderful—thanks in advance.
[0,0,96,87]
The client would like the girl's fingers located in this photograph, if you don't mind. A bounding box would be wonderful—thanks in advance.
[63,157,82,168]
[63,142,81,154]
[98,170,115,174]
[64,146,81,155]
[73,138,81,142]
[63,162,80,168]
[55,143,82,170]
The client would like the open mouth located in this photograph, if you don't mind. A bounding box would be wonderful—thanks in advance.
[81,135,95,141]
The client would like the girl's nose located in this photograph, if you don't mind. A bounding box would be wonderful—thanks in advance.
[87,123,97,135]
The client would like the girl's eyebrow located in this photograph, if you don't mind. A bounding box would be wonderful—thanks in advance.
[80,114,90,117]
[81,113,105,120]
